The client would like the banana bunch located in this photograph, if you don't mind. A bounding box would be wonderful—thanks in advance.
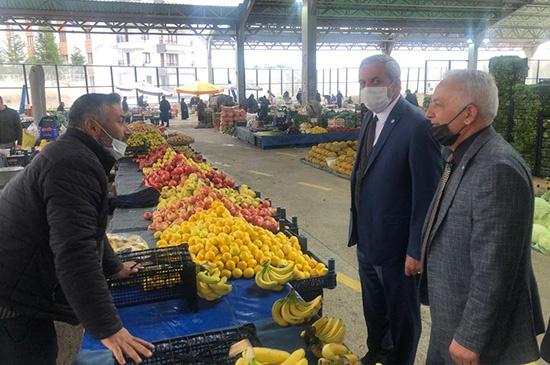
[255,262,295,291]
[235,347,308,365]
[306,317,346,344]
[317,343,359,365]
[196,268,232,301]
[272,289,322,326]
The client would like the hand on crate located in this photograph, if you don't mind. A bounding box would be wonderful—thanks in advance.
[101,327,154,364]
[112,261,143,279]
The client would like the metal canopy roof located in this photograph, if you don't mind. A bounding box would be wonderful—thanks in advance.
[0,0,548,50]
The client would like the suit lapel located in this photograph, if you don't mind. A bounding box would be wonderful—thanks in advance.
[362,98,405,177]
[429,127,498,241]
[351,111,374,184]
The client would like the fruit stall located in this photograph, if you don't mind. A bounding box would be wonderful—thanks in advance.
[234,108,361,149]
[74,125,361,365]
[300,141,357,180]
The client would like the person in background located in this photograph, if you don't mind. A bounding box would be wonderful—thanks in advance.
[283,91,291,104]
[405,89,419,107]
[421,69,544,365]
[180,97,189,120]
[258,97,270,121]
[0,93,154,365]
[267,89,275,104]
[336,91,343,108]
[315,91,322,102]
[57,101,65,112]
[246,94,258,113]
[196,99,206,124]
[296,88,302,104]
[0,95,22,149]
[349,54,442,365]
[122,96,129,114]
[159,95,171,128]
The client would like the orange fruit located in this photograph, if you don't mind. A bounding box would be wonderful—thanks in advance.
[243,267,255,279]
[232,268,243,279]
[230,246,240,256]
[247,259,257,268]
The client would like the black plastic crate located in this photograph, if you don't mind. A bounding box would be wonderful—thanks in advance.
[109,246,198,311]
[124,323,262,365]
[274,207,300,236]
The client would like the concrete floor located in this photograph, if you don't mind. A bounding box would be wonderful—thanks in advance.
[169,115,550,364]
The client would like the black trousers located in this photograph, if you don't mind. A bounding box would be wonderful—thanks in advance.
[357,251,421,365]
[0,316,57,365]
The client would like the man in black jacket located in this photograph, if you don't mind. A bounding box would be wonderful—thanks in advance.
[0,93,153,365]
[0,95,22,148]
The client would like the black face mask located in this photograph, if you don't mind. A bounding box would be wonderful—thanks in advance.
[431,105,469,146]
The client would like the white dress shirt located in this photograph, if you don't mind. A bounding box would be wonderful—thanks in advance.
[373,96,400,145]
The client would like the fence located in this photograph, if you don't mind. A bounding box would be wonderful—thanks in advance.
[1,59,549,109]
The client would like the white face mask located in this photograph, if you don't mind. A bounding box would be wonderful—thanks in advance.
[95,122,127,160]
[360,86,392,113]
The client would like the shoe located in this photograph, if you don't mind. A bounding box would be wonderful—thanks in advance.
[361,350,390,365]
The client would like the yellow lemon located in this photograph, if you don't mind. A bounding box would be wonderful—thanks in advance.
[232,268,243,279]
[243,267,255,279]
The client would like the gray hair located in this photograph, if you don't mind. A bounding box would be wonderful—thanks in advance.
[359,54,401,82]
[442,70,499,122]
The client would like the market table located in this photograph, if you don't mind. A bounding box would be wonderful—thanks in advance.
[74,280,317,364]
[234,127,359,149]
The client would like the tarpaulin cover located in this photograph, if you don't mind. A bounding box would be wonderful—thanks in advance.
[80,279,291,352]
[108,207,151,233]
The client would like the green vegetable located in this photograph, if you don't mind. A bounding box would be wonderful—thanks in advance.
[534,197,550,223]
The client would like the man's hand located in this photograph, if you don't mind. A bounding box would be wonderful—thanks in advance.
[112,261,143,280]
[449,339,480,365]
[101,328,154,364]
[404,255,421,276]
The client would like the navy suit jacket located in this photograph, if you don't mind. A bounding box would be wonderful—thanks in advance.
[348,97,443,264]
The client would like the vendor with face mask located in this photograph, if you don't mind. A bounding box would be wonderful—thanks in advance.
[0,93,154,365]
[348,55,443,365]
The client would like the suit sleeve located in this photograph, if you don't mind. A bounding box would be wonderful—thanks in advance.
[453,161,532,353]
[407,120,443,259]
[43,159,123,340]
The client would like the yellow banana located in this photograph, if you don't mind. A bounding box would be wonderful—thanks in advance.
[235,358,247,365]
[256,266,284,291]
[280,349,305,365]
[281,298,305,325]
[312,317,329,334]
[343,353,359,364]
[293,296,322,320]
[197,271,219,284]
[270,262,295,276]
[294,359,308,365]
[322,319,345,344]
[321,343,349,359]
[318,317,338,339]
[272,299,290,326]
[251,347,290,364]
[266,268,294,284]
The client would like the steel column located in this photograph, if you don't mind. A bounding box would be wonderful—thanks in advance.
[235,25,246,105]
[22,64,29,103]
[84,65,89,94]
[54,64,61,103]
[109,66,115,93]
[423,61,428,95]
[301,0,317,104]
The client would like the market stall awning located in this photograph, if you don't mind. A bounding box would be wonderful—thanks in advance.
[176,81,225,95]
[116,83,172,97]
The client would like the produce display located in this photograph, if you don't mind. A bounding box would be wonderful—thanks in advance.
[302,317,346,345]
[155,202,326,279]
[324,110,359,128]
[107,233,149,253]
[234,347,308,365]
[317,343,359,365]
[532,195,550,254]
[221,106,246,134]
[126,122,166,151]
[300,123,328,134]
[166,133,194,146]
[305,141,357,176]
[272,289,322,326]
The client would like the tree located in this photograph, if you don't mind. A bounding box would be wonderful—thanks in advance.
[70,47,86,65]
[33,30,62,64]
[1,34,26,63]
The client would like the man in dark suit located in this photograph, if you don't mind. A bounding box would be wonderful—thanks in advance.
[421,69,544,364]
[349,55,443,365]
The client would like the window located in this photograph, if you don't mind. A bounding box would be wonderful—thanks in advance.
[141,34,149,40]
[166,53,178,67]
[59,32,66,42]
[116,34,128,43]
[27,35,33,48]
[143,52,151,64]
[87,53,93,64]
[146,76,153,84]
[126,52,131,66]
[167,34,177,44]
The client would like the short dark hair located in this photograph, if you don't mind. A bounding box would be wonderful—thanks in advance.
[68,93,121,128]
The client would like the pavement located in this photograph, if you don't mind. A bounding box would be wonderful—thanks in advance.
[56,115,550,364]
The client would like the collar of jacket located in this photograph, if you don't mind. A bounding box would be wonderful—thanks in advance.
[63,127,116,175]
